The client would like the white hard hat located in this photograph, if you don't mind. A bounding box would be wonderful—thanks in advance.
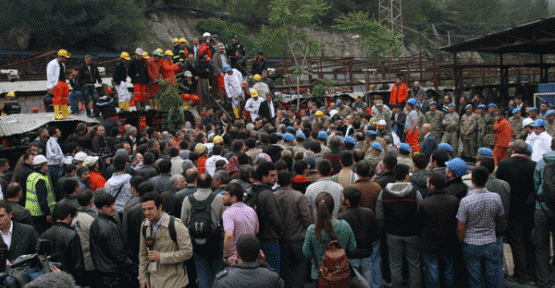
[184,71,193,77]
[84,156,100,167]
[33,155,48,165]
[203,32,211,38]
[135,48,143,55]
[74,152,87,162]
[378,119,387,126]
[523,117,534,127]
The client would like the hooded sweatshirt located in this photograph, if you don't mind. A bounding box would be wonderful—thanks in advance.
[104,172,132,213]
[375,182,423,237]
[534,150,555,212]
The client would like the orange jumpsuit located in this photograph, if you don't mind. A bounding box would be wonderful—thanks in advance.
[161,59,182,86]
[390,83,408,105]
[53,81,69,105]
[147,57,162,98]
[493,118,513,166]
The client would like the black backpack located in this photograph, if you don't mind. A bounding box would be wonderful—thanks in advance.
[141,216,187,274]
[541,162,555,210]
[186,193,221,256]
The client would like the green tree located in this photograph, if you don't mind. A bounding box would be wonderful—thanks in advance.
[333,12,403,60]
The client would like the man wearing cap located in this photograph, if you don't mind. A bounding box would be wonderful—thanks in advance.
[405,99,421,153]
[482,104,497,149]
[113,52,132,111]
[425,101,444,141]
[416,103,428,145]
[147,49,163,109]
[78,55,103,117]
[212,43,227,95]
[223,65,245,119]
[336,100,352,118]
[544,110,555,137]
[526,119,553,162]
[162,50,183,87]
[352,96,368,113]
[442,103,460,155]
[444,157,468,201]
[85,156,105,191]
[397,143,414,172]
[244,89,264,120]
[252,74,270,99]
[47,49,71,120]
[128,48,149,111]
[26,155,57,233]
[509,108,524,140]
[493,112,513,166]
[372,100,391,127]
[474,104,487,148]
[529,107,539,121]
[460,104,478,160]
[366,142,384,170]
[172,38,187,64]
[2,92,21,115]
[227,35,245,67]
[390,75,408,105]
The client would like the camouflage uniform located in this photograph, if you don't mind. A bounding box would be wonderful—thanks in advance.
[484,113,496,148]
[292,144,308,158]
[372,108,392,128]
[426,109,444,141]
[476,113,486,148]
[397,155,415,173]
[365,153,383,170]
[417,110,428,145]
[546,120,555,138]
[460,112,478,158]
[441,111,460,155]
[508,116,524,140]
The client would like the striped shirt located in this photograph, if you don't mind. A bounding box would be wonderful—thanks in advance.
[456,188,504,245]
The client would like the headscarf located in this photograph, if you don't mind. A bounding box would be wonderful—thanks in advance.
[227,156,240,174]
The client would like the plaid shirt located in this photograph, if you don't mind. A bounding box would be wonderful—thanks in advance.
[456,188,504,246]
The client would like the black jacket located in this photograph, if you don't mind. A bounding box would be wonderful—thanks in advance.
[234,56,248,76]
[12,163,34,195]
[7,221,38,262]
[135,165,157,181]
[246,182,282,242]
[124,203,145,260]
[96,96,118,120]
[113,61,128,85]
[251,58,267,75]
[90,214,133,274]
[258,100,276,121]
[213,262,282,288]
[78,63,102,85]
[7,201,33,226]
[418,192,459,255]
[445,177,468,201]
[127,57,148,84]
[149,173,172,195]
[376,172,395,190]
[496,156,537,218]
[40,222,84,276]
[337,207,379,258]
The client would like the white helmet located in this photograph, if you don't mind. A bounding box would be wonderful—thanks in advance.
[202,32,211,38]
[33,155,48,165]
[74,152,87,162]
[523,117,534,127]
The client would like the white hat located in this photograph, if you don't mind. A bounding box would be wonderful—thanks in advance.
[378,119,387,126]
[33,155,48,165]
[63,156,74,165]
[184,71,193,77]
[74,152,87,162]
[203,32,211,38]
[329,109,338,118]
[135,48,143,55]
[523,117,534,127]
[84,156,100,167]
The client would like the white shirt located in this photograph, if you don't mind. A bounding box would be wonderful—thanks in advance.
[527,131,553,162]
[46,137,64,166]
[0,221,13,249]
[46,58,64,89]
[205,155,228,177]
[220,54,228,67]
[269,101,275,118]
[244,97,264,120]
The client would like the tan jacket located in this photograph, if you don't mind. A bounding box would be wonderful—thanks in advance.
[139,212,193,288]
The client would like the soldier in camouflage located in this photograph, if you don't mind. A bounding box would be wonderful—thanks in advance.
[545,110,555,137]
[509,107,525,140]
[441,103,460,156]
[425,101,444,143]
[476,105,487,148]
[460,104,478,159]
[416,104,427,146]
[483,103,498,149]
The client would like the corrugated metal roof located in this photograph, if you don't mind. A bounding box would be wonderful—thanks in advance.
[0,113,99,137]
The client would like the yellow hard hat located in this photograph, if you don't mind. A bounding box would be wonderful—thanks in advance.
[120,52,131,60]
[250,89,259,97]
[6,92,15,98]
[57,49,70,58]
[213,135,223,143]
[172,38,179,43]
[155,48,163,54]
[253,74,262,81]
[143,51,150,59]
[164,50,173,56]
[315,111,323,116]
[179,38,187,43]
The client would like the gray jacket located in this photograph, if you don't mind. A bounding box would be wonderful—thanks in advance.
[213,262,283,288]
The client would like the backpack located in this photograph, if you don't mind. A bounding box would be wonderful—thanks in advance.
[314,240,351,288]
[141,216,187,274]
[186,193,222,257]
[541,162,555,210]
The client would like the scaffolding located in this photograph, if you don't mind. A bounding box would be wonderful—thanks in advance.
[379,0,403,35]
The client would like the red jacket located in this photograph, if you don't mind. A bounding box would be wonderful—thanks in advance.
[146,57,162,82]
[198,42,212,60]
[161,59,182,84]
[390,83,408,105]
[494,118,513,148]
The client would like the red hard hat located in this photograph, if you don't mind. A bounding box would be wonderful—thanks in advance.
[192,95,200,103]
[184,94,191,101]
[241,81,248,89]
[107,88,113,94]
[32,107,39,113]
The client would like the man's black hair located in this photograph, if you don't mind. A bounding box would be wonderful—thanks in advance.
[431,150,449,167]
[0,201,12,214]
[412,153,428,170]
[225,182,244,202]
[355,160,372,178]
[294,160,308,175]
[383,155,398,171]
[158,159,171,174]
[140,192,163,207]
[77,189,94,207]
[63,177,79,196]
[48,126,59,137]
[196,173,213,189]
[169,147,179,157]
[343,187,362,207]
[256,162,276,179]
[309,140,321,153]
[477,156,495,174]
[143,152,155,166]
[472,166,489,187]
[137,182,154,196]
[94,192,115,209]
[113,155,127,172]
[213,144,223,156]
[392,164,410,181]
[428,172,446,192]
[130,176,145,190]
[236,235,261,262]
[317,159,332,177]
[340,151,353,167]
[277,170,291,187]
[54,203,78,221]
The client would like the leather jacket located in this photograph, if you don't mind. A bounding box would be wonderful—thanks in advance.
[40,222,84,275]
[90,214,133,274]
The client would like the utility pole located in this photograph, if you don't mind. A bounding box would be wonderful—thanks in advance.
[379,0,403,36]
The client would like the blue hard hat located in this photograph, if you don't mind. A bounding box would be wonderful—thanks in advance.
[286,126,295,133]
[478,104,486,109]
[371,142,382,152]
[488,103,497,108]
[275,132,283,138]
[223,65,231,73]
[318,131,328,140]
[336,99,342,106]
[296,132,306,140]
[399,143,411,153]
[319,106,326,110]
[447,103,456,108]
[407,98,418,106]
[438,143,454,153]
[546,110,555,117]
[477,147,494,157]
[345,136,356,145]
[530,107,538,112]
[283,133,294,142]
[429,101,437,106]
[446,157,467,176]
[465,104,473,110]
[365,130,377,136]
[533,119,546,127]
[512,107,521,114]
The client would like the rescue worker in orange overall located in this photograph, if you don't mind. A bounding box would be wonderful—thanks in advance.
[161,50,183,87]
[390,74,408,105]
[128,48,149,111]
[493,111,513,166]
[146,49,163,109]
[404,98,420,152]
[46,49,71,120]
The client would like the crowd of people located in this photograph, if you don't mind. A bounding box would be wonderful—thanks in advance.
[1,32,555,288]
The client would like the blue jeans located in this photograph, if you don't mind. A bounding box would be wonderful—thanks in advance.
[532,208,555,288]
[422,251,455,288]
[5,267,44,288]
[350,240,381,288]
[462,242,503,288]
[49,165,64,191]
[69,90,84,113]
[387,234,421,288]
[83,85,97,115]
[261,241,280,272]
[104,120,120,134]
[194,253,223,288]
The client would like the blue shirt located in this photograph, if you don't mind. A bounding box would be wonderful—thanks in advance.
[456,188,504,245]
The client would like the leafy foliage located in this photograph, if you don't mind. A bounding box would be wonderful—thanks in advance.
[311,78,335,97]
[333,12,403,60]
[154,78,184,130]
